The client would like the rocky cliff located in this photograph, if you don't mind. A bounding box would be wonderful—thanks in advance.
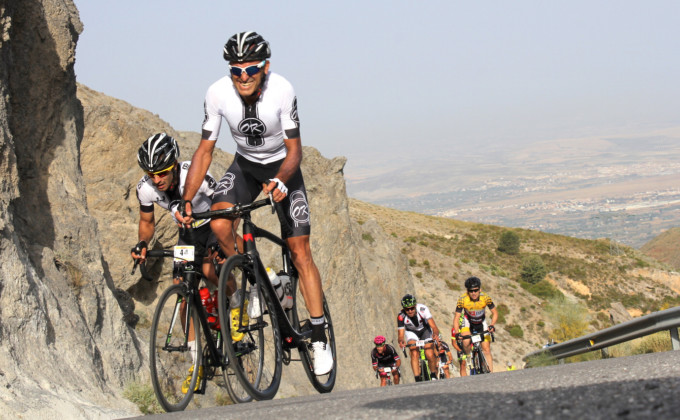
[0,1,142,418]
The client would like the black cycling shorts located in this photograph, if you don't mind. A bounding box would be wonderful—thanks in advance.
[174,223,217,275]
[214,154,311,238]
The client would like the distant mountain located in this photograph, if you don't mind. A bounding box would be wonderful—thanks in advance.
[641,227,680,271]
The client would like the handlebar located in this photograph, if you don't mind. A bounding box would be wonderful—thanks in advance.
[131,249,174,281]
[458,330,496,342]
[192,196,274,220]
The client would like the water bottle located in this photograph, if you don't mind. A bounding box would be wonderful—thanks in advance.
[199,287,219,330]
[278,273,294,309]
[247,284,262,318]
[266,267,284,301]
[211,289,221,330]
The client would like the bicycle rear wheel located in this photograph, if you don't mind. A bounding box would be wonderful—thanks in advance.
[471,349,482,375]
[292,293,337,393]
[149,284,202,412]
[217,255,282,400]
[208,330,253,404]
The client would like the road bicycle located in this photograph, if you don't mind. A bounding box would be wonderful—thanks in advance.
[404,338,436,382]
[192,195,337,400]
[459,330,495,375]
[376,366,398,386]
[140,243,252,412]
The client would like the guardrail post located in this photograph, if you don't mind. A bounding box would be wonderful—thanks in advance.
[671,328,680,351]
[600,348,609,359]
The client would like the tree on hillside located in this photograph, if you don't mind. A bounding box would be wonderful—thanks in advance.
[497,230,520,255]
[520,254,547,284]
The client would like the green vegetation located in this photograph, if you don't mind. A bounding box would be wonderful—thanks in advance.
[496,303,509,324]
[546,297,590,342]
[123,381,163,415]
[408,259,417,267]
[506,324,524,338]
[520,254,547,284]
[520,279,563,300]
[497,230,520,255]
[361,233,375,243]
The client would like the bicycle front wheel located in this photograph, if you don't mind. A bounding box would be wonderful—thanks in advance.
[293,293,337,393]
[477,348,491,374]
[217,255,282,400]
[149,284,202,412]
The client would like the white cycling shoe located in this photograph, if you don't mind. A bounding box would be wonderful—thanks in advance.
[311,341,333,375]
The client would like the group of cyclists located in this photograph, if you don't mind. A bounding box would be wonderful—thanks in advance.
[372,276,499,385]
[131,31,334,393]
[128,29,501,393]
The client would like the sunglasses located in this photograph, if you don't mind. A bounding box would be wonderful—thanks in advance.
[468,288,480,293]
[375,344,385,348]
[228,60,266,77]
[404,306,416,312]
[146,164,175,178]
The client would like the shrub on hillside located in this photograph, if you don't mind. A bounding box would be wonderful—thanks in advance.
[520,279,564,300]
[506,324,524,338]
[546,297,590,342]
[496,303,509,324]
[520,254,547,284]
[497,230,520,255]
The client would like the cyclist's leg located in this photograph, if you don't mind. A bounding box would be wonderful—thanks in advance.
[405,332,420,378]
[392,368,400,385]
[424,343,438,377]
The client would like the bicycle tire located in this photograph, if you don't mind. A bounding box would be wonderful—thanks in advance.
[149,284,202,412]
[420,358,431,381]
[217,255,282,400]
[471,348,482,375]
[208,330,252,404]
[477,348,491,374]
[292,292,337,393]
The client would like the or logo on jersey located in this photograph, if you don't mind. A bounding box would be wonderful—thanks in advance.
[182,162,190,170]
[238,118,266,147]
[291,97,299,124]
[202,101,208,127]
[289,190,310,226]
[206,175,217,190]
[156,196,167,203]
[215,173,236,195]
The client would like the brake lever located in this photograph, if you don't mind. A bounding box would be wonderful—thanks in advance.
[268,192,275,214]
[131,259,140,275]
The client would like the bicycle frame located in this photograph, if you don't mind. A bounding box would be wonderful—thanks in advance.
[460,330,494,375]
[406,338,434,380]
[194,198,312,349]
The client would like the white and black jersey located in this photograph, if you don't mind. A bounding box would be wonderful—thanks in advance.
[397,304,433,333]
[202,72,300,164]
[136,161,216,226]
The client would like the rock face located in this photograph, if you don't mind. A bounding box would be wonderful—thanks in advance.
[0,1,141,418]
[1,0,414,415]
[78,84,416,401]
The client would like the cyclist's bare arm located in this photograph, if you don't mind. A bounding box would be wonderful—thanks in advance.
[133,210,155,261]
[397,328,405,348]
[181,138,215,220]
[489,306,499,330]
[262,137,301,203]
[452,311,461,336]
[428,318,441,344]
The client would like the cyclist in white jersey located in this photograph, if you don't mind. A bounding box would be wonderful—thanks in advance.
[397,294,442,381]
[131,133,221,394]
[180,31,333,375]
[131,133,220,286]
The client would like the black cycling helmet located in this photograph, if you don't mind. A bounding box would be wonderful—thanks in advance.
[137,133,179,173]
[223,31,271,63]
[401,294,416,308]
[465,276,481,291]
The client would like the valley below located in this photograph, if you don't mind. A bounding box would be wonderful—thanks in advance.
[347,129,680,248]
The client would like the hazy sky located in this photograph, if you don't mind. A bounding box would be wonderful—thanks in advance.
[75,1,680,174]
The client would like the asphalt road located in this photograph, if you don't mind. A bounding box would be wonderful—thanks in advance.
[126,350,680,419]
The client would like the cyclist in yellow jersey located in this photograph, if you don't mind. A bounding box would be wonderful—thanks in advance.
[452,277,498,375]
